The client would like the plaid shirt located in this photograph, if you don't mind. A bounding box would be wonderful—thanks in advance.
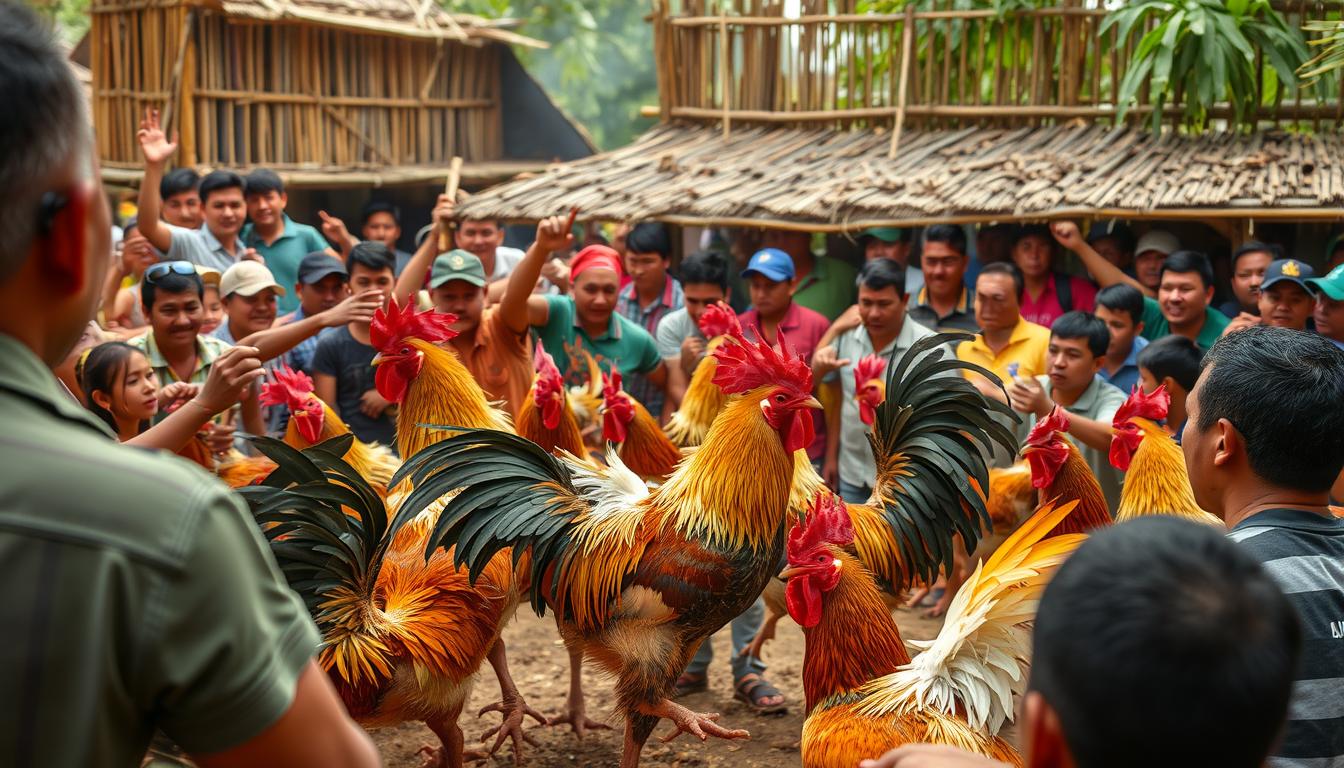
[616,276,683,415]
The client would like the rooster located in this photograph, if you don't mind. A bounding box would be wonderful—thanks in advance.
[853,354,887,427]
[517,342,587,458]
[601,370,683,482]
[662,302,741,448]
[785,492,1085,767]
[1109,385,1221,526]
[1020,406,1113,535]
[396,331,1014,767]
[239,435,526,768]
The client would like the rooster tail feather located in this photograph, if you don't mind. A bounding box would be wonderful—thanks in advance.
[853,499,1085,734]
[867,332,1020,587]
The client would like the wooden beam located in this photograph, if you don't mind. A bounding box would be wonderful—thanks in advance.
[321,104,396,166]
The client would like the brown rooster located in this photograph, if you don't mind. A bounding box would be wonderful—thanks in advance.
[1109,385,1221,526]
[853,353,887,428]
[601,370,683,482]
[662,302,741,448]
[786,492,1085,767]
[1021,406,1113,535]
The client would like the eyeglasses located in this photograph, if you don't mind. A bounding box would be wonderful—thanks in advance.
[144,261,197,282]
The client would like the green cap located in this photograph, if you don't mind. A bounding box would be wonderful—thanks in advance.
[430,249,486,288]
[861,227,905,243]
[1306,263,1344,301]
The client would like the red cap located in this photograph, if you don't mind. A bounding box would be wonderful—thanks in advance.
[570,245,624,281]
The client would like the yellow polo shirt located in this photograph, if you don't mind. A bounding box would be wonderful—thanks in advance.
[956,316,1051,389]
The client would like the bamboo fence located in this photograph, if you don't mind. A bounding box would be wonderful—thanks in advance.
[90,0,513,175]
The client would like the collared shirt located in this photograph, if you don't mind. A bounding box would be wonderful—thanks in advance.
[739,302,831,460]
[0,333,318,764]
[166,223,246,273]
[1099,335,1148,395]
[793,255,858,321]
[453,307,532,420]
[1020,273,1099,328]
[241,215,330,314]
[129,331,234,426]
[908,286,979,334]
[1015,374,1128,511]
[1228,508,1344,767]
[904,266,925,296]
[956,315,1051,387]
[534,294,661,389]
[831,319,940,487]
[1140,296,1230,352]
[617,275,685,416]
[655,307,702,361]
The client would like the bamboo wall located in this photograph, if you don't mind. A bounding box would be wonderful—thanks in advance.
[653,0,1344,132]
[92,0,503,174]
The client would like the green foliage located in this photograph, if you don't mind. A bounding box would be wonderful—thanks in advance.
[25,0,90,46]
[452,0,657,149]
[1300,19,1344,84]
[1102,0,1311,132]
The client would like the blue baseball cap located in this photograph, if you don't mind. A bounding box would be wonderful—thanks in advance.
[1260,258,1315,293]
[741,248,796,282]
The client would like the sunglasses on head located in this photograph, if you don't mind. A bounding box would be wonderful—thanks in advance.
[144,261,197,282]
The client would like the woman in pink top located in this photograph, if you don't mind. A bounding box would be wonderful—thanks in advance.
[1013,224,1098,327]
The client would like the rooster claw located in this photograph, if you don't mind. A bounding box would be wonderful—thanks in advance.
[546,709,613,740]
[416,745,488,768]
[649,699,750,745]
[478,697,546,763]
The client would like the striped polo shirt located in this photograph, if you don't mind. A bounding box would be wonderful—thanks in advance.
[1228,508,1344,767]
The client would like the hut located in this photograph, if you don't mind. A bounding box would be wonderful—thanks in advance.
[458,0,1344,265]
[86,0,594,210]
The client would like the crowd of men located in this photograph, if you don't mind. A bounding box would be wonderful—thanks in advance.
[2,2,1343,766]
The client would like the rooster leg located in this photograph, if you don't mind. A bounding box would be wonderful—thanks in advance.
[478,640,545,762]
[420,708,487,768]
[618,713,661,768]
[644,698,750,744]
[547,640,612,739]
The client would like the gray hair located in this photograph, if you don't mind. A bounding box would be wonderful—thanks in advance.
[0,2,91,281]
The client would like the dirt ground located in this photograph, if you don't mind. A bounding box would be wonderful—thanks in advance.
[372,607,952,768]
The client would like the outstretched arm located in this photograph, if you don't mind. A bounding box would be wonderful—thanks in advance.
[135,108,177,253]
[1050,220,1152,297]
[239,291,382,362]
[127,345,264,452]
[393,194,453,308]
[501,212,574,335]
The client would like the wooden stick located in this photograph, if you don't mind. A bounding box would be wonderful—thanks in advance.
[887,5,914,159]
[438,155,463,251]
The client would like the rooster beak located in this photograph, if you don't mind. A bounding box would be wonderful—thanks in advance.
[779,565,805,580]
[1019,445,1037,458]
[370,353,385,367]
[802,396,822,410]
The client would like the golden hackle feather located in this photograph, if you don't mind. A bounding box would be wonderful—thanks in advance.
[616,397,684,481]
[854,499,1086,734]
[396,337,513,459]
[1115,418,1221,526]
[516,387,587,459]
[663,333,733,448]
[986,461,1036,535]
[802,705,1022,768]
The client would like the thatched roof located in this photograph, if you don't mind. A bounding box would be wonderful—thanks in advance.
[457,122,1344,231]
[208,0,543,46]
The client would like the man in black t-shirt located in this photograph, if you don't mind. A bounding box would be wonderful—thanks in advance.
[1184,326,1344,768]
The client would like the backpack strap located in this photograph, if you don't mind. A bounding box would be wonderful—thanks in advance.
[1056,273,1073,314]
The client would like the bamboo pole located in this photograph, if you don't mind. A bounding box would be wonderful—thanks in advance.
[887,5,914,159]
[437,156,463,251]
[719,12,731,138]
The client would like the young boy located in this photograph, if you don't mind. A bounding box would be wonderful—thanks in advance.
[240,169,333,314]
[655,250,730,410]
[1094,283,1148,394]
[1136,334,1202,442]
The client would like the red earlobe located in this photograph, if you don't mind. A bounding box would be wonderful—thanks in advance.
[44,184,92,295]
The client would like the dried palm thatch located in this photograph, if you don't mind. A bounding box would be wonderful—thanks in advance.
[457,121,1344,230]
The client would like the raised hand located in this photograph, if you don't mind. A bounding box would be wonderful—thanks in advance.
[323,289,385,327]
[194,345,265,414]
[137,107,178,165]
[318,210,352,246]
[535,210,577,255]
[811,345,851,379]
[1050,220,1085,252]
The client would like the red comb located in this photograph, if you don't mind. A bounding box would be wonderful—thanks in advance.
[1026,405,1070,447]
[1113,384,1169,428]
[600,370,635,439]
[711,330,813,398]
[697,302,742,339]
[259,365,315,408]
[370,298,459,354]
[853,354,886,385]
[787,492,854,565]
[532,341,563,395]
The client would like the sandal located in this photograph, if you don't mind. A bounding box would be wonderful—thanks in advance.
[673,671,708,698]
[734,672,787,715]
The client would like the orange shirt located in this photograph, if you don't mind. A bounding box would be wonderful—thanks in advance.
[451,307,532,420]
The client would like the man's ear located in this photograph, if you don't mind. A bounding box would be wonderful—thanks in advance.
[1161,375,1179,395]
[1213,417,1240,468]
[1134,320,1145,336]
[1023,691,1075,768]
[42,183,92,295]
[1204,285,1215,305]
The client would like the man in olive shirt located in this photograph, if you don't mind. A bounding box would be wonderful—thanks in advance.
[0,7,377,766]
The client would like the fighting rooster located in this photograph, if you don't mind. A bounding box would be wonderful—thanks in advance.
[516,342,587,458]
[662,302,742,448]
[1020,407,1113,535]
[601,370,683,482]
[785,493,1085,767]
[853,354,887,427]
[1110,385,1221,525]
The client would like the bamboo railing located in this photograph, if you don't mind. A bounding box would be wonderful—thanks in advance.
[653,0,1344,133]
[91,0,504,174]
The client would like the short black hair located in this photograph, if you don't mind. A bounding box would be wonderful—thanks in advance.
[198,170,245,205]
[856,257,907,296]
[1137,335,1202,392]
[1031,517,1300,768]
[1012,223,1055,248]
[360,200,401,227]
[677,250,729,291]
[141,269,204,312]
[1095,283,1145,326]
[1197,326,1344,491]
[160,167,200,200]
[1231,240,1284,269]
[1050,311,1109,358]
[78,341,150,434]
[243,168,284,197]
[922,224,967,257]
[626,222,672,260]
[977,261,1024,298]
[346,241,395,275]
[1160,250,1214,289]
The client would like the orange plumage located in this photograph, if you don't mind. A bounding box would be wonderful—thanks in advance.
[517,342,587,458]
[1110,386,1221,526]
[1022,406,1112,535]
[663,302,740,448]
[601,370,683,481]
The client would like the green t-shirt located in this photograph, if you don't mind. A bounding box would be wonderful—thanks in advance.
[534,294,662,388]
[242,215,331,313]
[0,334,319,764]
[793,255,858,321]
[1140,296,1230,351]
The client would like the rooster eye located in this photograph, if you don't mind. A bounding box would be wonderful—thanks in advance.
[775,394,787,403]
[816,554,827,563]
[400,346,411,355]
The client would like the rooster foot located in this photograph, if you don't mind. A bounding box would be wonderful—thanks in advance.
[547,703,613,740]
[647,699,751,744]
[479,697,546,763]
[416,744,488,768]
